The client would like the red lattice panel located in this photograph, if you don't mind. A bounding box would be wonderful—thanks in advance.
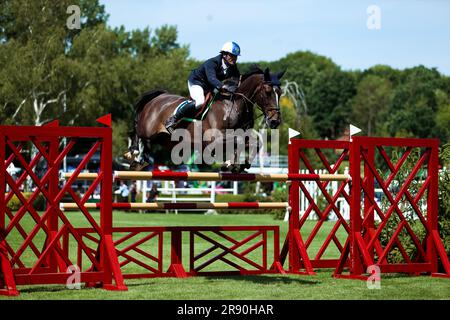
[282,139,351,275]
[335,137,450,279]
[66,226,282,279]
[0,120,126,296]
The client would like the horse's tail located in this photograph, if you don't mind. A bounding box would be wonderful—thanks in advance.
[128,90,167,152]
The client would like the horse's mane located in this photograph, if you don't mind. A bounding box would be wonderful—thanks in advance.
[130,89,167,138]
[134,89,167,114]
[240,65,264,82]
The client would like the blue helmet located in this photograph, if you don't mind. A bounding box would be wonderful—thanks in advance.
[220,41,241,56]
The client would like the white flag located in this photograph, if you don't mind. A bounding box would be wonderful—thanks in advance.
[288,128,301,144]
[350,124,362,137]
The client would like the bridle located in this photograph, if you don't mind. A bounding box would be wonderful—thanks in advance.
[233,81,281,123]
[266,86,282,121]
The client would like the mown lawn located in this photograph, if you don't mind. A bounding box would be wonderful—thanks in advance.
[2,212,449,300]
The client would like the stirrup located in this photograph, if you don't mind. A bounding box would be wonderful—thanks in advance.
[165,122,177,134]
[166,126,175,134]
[165,117,179,134]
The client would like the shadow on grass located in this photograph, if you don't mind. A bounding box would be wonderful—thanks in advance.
[202,274,320,286]
[373,273,440,280]
[16,275,318,295]
[17,272,438,295]
[18,285,80,294]
[121,274,321,289]
[15,274,319,295]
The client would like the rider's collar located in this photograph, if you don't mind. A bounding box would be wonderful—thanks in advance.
[221,59,229,72]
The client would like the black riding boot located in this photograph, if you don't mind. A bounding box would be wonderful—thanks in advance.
[165,100,197,133]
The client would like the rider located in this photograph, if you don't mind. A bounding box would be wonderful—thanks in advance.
[165,41,241,133]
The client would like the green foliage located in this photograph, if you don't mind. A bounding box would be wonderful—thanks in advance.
[6,194,23,211]
[33,193,47,211]
[435,89,450,143]
[377,146,450,263]
[438,143,450,253]
[360,64,403,86]
[0,0,187,127]
[270,187,289,220]
[268,51,337,91]
[377,148,427,263]
[112,120,129,159]
[307,67,356,139]
[7,192,45,211]
[350,75,392,136]
[386,66,443,139]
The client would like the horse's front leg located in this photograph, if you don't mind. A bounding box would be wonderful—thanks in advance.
[219,134,237,172]
[240,132,260,172]
[232,137,247,173]
[129,139,150,171]
[123,136,140,162]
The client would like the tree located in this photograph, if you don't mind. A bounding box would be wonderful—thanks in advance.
[361,65,402,87]
[350,75,392,136]
[0,35,69,125]
[435,89,450,143]
[0,0,189,128]
[307,68,356,139]
[386,66,442,138]
[269,51,337,92]
[0,0,111,125]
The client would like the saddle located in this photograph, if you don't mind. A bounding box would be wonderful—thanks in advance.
[193,91,214,120]
[175,91,214,122]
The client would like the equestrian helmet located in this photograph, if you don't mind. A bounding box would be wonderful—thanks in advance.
[220,41,241,56]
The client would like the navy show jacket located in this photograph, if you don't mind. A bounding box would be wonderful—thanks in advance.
[188,54,240,91]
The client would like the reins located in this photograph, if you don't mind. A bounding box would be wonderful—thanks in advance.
[233,81,281,125]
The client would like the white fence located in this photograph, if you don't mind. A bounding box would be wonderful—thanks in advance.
[139,180,238,214]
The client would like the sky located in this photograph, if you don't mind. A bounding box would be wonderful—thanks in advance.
[99,0,450,75]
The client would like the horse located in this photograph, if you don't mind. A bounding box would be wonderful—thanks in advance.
[124,66,286,172]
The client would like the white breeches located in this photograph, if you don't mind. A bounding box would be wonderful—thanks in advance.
[188,81,205,109]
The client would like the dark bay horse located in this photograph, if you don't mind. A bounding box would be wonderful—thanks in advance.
[124,67,285,172]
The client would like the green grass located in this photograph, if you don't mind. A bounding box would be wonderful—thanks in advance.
[2,212,449,300]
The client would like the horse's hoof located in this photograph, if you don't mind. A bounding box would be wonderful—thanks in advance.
[230,165,241,173]
[130,161,149,171]
[238,165,249,173]
[220,160,233,172]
